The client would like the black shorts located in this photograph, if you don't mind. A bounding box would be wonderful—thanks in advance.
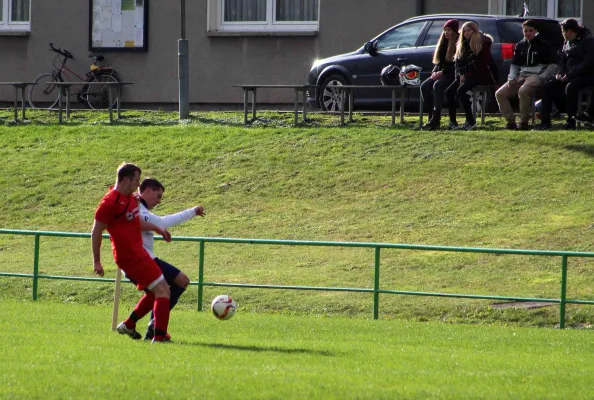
[126,257,181,288]
[154,257,181,286]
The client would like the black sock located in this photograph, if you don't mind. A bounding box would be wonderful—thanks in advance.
[169,284,186,310]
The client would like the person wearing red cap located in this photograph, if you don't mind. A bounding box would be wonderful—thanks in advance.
[421,19,459,130]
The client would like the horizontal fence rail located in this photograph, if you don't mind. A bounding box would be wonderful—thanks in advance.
[2,228,594,328]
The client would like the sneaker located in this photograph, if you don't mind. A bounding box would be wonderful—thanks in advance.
[461,121,477,131]
[446,121,459,130]
[533,122,552,131]
[117,321,142,340]
[574,112,594,125]
[517,122,530,131]
[562,121,576,130]
[422,121,440,131]
[505,121,518,130]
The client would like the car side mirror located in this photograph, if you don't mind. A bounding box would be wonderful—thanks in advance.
[364,41,378,55]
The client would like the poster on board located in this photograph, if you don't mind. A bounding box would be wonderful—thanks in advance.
[89,0,148,51]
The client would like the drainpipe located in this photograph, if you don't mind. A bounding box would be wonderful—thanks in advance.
[415,0,425,16]
[178,0,190,119]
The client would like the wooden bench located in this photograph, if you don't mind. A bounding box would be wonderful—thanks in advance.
[51,81,133,124]
[333,85,423,128]
[0,82,37,121]
[234,85,316,125]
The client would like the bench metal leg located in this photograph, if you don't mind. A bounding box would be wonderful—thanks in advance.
[21,86,26,120]
[108,86,114,123]
[252,88,257,121]
[403,90,407,125]
[481,90,487,126]
[13,87,18,121]
[340,89,345,125]
[294,89,299,125]
[418,90,423,129]
[243,89,248,124]
[117,86,122,119]
[347,89,355,122]
[58,86,63,124]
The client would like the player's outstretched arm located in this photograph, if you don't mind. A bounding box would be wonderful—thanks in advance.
[91,220,108,277]
[140,219,172,242]
[148,205,206,229]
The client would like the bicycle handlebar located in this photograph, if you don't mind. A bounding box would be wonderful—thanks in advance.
[49,42,73,60]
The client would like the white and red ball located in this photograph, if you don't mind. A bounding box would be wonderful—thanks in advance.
[211,295,238,320]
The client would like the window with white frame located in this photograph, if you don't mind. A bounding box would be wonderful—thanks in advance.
[0,0,31,31]
[505,0,582,20]
[211,0,319,33]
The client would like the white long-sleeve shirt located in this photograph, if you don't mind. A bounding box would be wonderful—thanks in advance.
[139,201,197,259]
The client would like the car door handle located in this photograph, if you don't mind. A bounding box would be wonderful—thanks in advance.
[397,57,409,63]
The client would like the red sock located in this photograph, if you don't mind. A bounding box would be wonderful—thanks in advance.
[124,292,155,329]
[153,297,170,341]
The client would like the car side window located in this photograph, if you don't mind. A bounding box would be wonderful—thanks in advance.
[422,21,446,47]
[376,22,425,51]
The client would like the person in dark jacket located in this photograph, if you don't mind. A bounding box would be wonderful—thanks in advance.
[421,19,459,130]
[445,21,496,130]
[535,19,594,130]
[495,20,557,130]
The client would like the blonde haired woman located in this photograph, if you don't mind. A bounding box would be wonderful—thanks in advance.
[421,19,459,130]
[445,21,496,130]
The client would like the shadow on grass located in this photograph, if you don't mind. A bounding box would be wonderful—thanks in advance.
[176,340,334,356]
[564,144,594,158]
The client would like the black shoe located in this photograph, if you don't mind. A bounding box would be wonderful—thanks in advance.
[505,121,517,130]
[446,121,459,130]
[574,112,594,125]
[533,122,552,131]
[144,324,155,341]
[562,121,576,130]
[461,121,477,131]
[517,122,530,131]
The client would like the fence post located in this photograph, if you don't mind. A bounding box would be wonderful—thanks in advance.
[373,247,380,320]
[559,255,568,329]
[32,234,40,300]
[197,240,205,311]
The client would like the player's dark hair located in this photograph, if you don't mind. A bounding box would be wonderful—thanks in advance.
[522,20,538,30]
[140,178,165,193]
[117,162,141,181]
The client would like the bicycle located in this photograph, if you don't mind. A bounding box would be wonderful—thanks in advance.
[28,43,121,110]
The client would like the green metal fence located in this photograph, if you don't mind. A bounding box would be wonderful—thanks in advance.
[2,228,594,328]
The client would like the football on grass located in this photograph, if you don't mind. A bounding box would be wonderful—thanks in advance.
[211,295,237,320]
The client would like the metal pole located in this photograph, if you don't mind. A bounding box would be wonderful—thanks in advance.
[32,234,40,300]
[559,256,568,329]
[373,247,380,320]
[178,0,189,119]
[197,240,205,311]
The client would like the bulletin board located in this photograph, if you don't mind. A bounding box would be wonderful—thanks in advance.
[89,0,148,51]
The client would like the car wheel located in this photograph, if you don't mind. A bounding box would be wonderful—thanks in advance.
[320,75,347,112]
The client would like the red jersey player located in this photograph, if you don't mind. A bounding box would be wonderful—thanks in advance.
[91,162,173,343]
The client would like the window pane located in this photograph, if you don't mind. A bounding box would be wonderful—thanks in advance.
[0,0,3,22]
[224,0,266,22]
[11,0,30,21]
[506,0,547,17]
[377,22,425,51]
[276,0,318,22]
[558,0,581,18]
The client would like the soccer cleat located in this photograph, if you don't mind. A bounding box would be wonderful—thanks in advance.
[144,325,171,341]
[117,321,142,340]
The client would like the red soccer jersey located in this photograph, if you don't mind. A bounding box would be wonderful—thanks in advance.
[95,188,144,263]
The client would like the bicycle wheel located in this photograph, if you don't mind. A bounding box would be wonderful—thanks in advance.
[28,72,62,109]
[84,73,121,110]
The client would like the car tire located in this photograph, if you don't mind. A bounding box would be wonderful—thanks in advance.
[319,74,347,112]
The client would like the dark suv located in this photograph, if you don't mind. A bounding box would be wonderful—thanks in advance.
[307,14,564,111]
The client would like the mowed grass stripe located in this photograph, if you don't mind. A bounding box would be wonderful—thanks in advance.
[1,301,594,399]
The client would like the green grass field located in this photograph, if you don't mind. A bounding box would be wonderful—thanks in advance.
[2,300,594,399]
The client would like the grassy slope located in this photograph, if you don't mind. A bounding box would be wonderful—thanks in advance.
[1,110,594,326]
[2,301,594,399]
